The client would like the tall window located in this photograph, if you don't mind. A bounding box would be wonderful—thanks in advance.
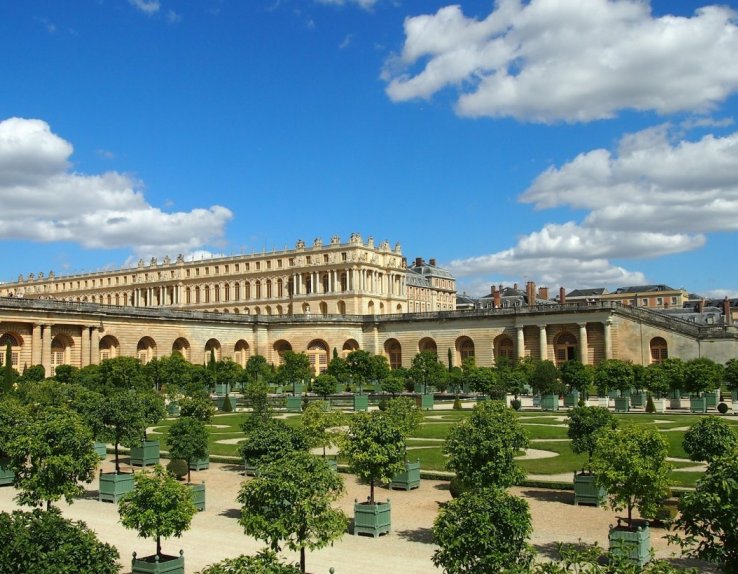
[650,337,668,363]
[554,333,577,364]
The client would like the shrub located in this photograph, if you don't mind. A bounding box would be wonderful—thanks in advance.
[645,394,656,413]
[453,397,463,410]
[448,476,469,498]
[378,397,388,411]
[222,394,233,413]
[683,416,737,462]
[345,384,351,392]
[166,459,188,480]
[718,402,729,414]
[511,398,522,411]
[198,550,301,574]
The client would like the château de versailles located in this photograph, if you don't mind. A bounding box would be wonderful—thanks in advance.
[0,233,736,378]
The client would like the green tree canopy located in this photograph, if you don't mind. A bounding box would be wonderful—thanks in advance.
[96,356,152,394]
[311,373,338,399]
[725,358,738,391]
[237,451,347,574]
[590,426,671,528]
[345,349,374,390]
[276,352,311,390]
[559,360,592,395]
[432,487,533,574]
[444,400,528,489]
[166,417,209,483]
[0,398,28,461]
[325,355,350,386]
[683,358,724,395]
[93,390,149,473]
[380,373,405,397]
[243,354,274,390]
[683,416,738,463]
[300,401,347,459]
[530,360,562,396]
[178,395,216,423]
[660,358,686,393]
[642,362,671,398]
[408,351,448,394]
[239,418,308,467]
[566,406,618,469]
[342,411,405,503]
[118,465,197,558]
[198,550,301,574]
[384,396,423,438]
[0,508,120,574]
[594,359,634,395]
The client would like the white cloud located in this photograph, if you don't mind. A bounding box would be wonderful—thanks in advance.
[384,1,738,123]
[0,117,232,256]
[449,123,738,291]
[129,0,160,15]
[315,0,379,11]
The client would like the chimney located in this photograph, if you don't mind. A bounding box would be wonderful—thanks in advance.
[697,299,705,313]
[415,257,423,267]
[724,296,732,326]
[494,287,501,309]
[559,287,566,304]
[429,258,436,266]
[513,283,518,290]
[538,286,549,300]
[527,281,536,306]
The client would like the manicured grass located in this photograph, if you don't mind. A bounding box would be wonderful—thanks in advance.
[521,424,570,440]
[517,441,588,475]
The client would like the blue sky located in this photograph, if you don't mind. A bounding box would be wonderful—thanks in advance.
[2,0,738,298]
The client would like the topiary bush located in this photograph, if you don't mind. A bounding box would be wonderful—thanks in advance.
[453,398,462,410]
[645,394,656,413]
[718,402,729,414]
[166,459,188,480]
[222,394,233,413]
[511,398,522,411]
[378,397,388,411]
[448,476,469,498]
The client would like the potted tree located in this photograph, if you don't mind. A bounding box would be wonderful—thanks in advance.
[682,416,738,463]
[237,451,347,573]
[567,406,617,506]
[642,363,670,413]
[301,400,346,472]
[408,351,447,410]
[590,426,671,567]
[559,360,591,408]
[130,392,166,467]
[630,364,647,408]
[385,397,424,490]
[726,358,738,404]
[342,411,405,537]
[530,360,562,411]
[684,358,724,413]
[239,418,308,477]
[659,358,686,410]
[178,395,216,471]
[166,416,209,511]
[118,465,197,574]
[595,359,634,412]
[0,399,26,487]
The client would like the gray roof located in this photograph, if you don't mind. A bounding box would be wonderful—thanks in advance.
[566,288,607,297]
[613,284,676,294]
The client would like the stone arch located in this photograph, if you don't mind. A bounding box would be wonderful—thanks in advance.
[204,338,221,362]
[650,337,668,364]
[319,301,328,315]
[554,331,578,365]
[342,339,359,357]
[273,340,292,365]
[51,333,74,376]
[307,339,329,375]
[367,300,375,314]
[254,306,261,315]
[172,337,190,361]
[494,334,515,364]
[384,338,402,369]
[456,336,475,363]
[396,304,402,313]
[137,336,157,365]
[234,340,250,367]
[0,332,23,371]
[337,300,346,316]
[99,335,120,361]
[276,305,283,315]
[418,337,437,355]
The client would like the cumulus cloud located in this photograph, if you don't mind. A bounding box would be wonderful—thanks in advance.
[0,117,232,257]
[448,124,738,292]
[384,1,738,122]
[129,0,160,15]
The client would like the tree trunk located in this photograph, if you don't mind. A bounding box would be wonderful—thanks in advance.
[114,442,120,474]
[370,478,375,504]
[300,547,306,573]
[156,535,161,558]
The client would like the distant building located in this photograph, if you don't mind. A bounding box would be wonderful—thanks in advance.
[600,284,688,309]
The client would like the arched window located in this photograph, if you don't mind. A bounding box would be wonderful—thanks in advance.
[457,337,475,362]
[224,283,230,302]
[137,337,157,365]
[205,285,211,303]
[234,282,240,301]
[307,340,329,375]
[214,285,220,302]
[337,300,346,315]
[266,280,272,299]
[204,339,221,362]
[195,286,201,304]
[255,281,262,299]
[385,339,402,369]
[419,337,437,355]
[277,279,283,298]
[650,337,668,363]
[554,332,578,365]
[234,340,250,367]
[273,340,292,365]
[172,338,190,361]
[50,335,73,376]
[99,335,119,361]
[0,333,21,371]
[494,335,515,363]
[319,302,328,315]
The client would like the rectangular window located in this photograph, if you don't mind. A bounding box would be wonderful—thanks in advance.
[641,298,648,306]
[289,258,295,267]
[306,256,311,264]
[267,261,271,269]
[256,262,261,270]
[225,265,229,273]
[186,269,191,278]
[656,297,663,306]
[671,296,678,305]
[342,252,347,261]
[215,266,219,274]
[205,267,210,275]
[278,260,283,268]
[235,264,240,272]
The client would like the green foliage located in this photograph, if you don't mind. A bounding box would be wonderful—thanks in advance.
[345,349,374,390]
[0,508,120,574]
[432,487,533,574]
[311,373,338,398]
[301,401,347,458]
[239,418,308,467]
[645,394,656,413]
[147,353,193,398]
[659,358,686,393]
[511,398,522,410]
[178,395,216,423]
[566,406,618,466]
[682,416,737,462]
[242,378,272,430]
[118,465,197,558]
[531,360,562,396]
[275,352,311,389]
[381,373,405,396]
[325,355,350,385]
[559,360,592,395]
[683,358,724,395]
[52,364,77,384]
[384,396,423,437]
[92,390,150,473]
[2,340,16,394]
[166,458,189,480]
[167,417,209,482]
[590,426,671,528]
[9,407,99,509]
[243,354,275,391]
[342,411,405,502]
[594,359,634,394]
[670,454,738,572]
[0,398,28,459]
[222,393,234,412]
[237,451,347,573]
[97,356,152,394]
[408,351,448,394]
[198,550,301,574]
[371,354,391,385]
[642,363,671,398]
[377,397,388,411]
[453,397,463,410]
[448,476,469,498]
[725,358,738,391]
[444,400,528,489]
[467,366,502,397]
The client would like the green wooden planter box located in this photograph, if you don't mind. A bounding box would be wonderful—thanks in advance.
[132,551,185,574]
[189,455,209,471]
[532,395,541,408]
[608,524,650,567]
[390,460,420,491]
[286,396,303,413]
[630,392,646,408]
[353,394,369,412]
[292,383,306,395]
[215,382,231,396]
[541,394,559,411]
[93,441,108,459]
[563,391,580,408]
[573,472,606,506]
[732,389,738,402]
[608,389,620,399]
[0,457,14,486]
[420,394,434,411]
[705,390,719,409]
[99,471,135,503]
[690,397,707,413]
[131,440,160,467]
[354,500,391,537]
[166,403,180,417]
[188,483,205,511]
[614,397,629,412]
[243,459,259,477]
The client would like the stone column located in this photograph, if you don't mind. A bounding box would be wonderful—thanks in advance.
[604,320,613,360]
[80,326,90,367]
[31,323,42,366]
[41,324,52,377]
[539,325,548,361]
[516,326,525,360]
[578,323,588,365]
[90,326,100,365]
